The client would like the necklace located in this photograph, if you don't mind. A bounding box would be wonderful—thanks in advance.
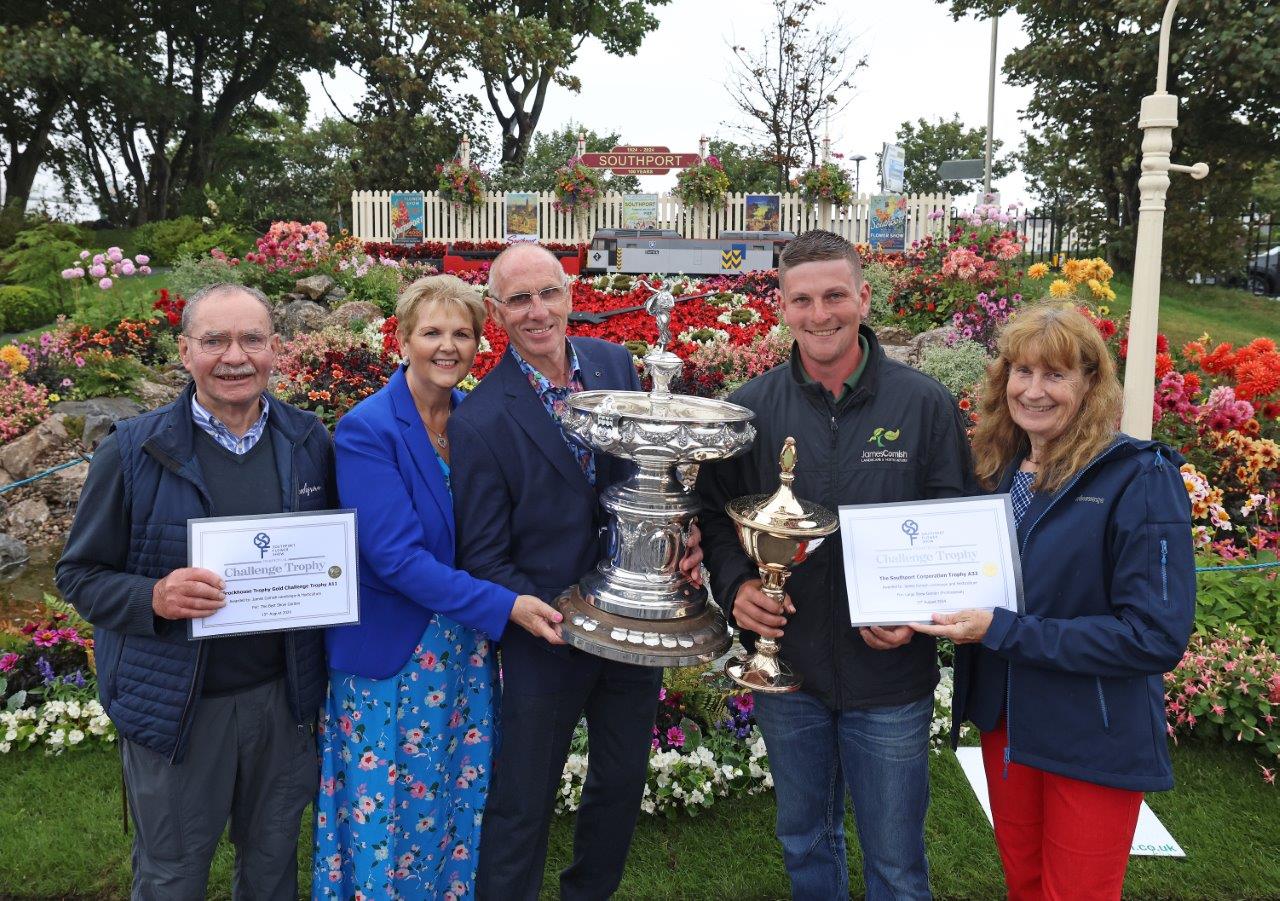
[425,422,448,449]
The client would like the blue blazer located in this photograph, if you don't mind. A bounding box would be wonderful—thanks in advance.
[449,338,641,694]
[325,366,516,680]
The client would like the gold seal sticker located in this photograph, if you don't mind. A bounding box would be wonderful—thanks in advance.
[981,562,998,577]
[328,566,342,579]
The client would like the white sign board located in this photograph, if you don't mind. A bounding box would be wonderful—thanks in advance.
[882,142,906,193]
[955,747,1185,857]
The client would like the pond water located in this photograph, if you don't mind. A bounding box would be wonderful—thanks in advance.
[0,543,60,628]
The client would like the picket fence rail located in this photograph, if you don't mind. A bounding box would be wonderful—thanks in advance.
[350,190,955,247]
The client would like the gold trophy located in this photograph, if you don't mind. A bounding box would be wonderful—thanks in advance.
[724,437,838,693]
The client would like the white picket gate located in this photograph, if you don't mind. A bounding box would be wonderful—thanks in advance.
[351,190,954,246]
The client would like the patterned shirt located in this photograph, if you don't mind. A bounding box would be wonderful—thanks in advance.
[1010,469,1036,526]
[191,394,270,455]
[510,342,595,487]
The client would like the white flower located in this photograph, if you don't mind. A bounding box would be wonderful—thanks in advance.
[689,790,705,805]
[68,729,85,745]
[4,729,15,742]
[0,742,9,753]
[48,729,65,746]
[66,702,82,719]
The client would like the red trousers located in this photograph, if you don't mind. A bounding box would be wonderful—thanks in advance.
[981,726,1143,900]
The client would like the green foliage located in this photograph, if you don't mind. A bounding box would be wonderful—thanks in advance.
[0,223,80,316]
[68,351,148,400]
[348,265,402,317]
[706,139,782,194]
[174,224,254,261]
[1193,553,1280,644]
[918,340,993,397]
[0,285,51,332]
[795,161,853,206]
[131,217,205,265]
[494,122,640,193]
[167,253,248,301]
[673,159,730,208]
[891,115,1012,196]
[945,0,1280,276]
[69,276,167,330]
[862,261,899,324]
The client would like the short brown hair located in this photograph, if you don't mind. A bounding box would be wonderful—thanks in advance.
[971,303,1122,493]
[396,275,486,344]
[778,230,864,286]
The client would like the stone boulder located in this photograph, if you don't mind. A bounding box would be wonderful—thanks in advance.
[908,326,952,365]
[322,285,348,305]
[881,344,915,366]
[875,325,915,347]
[324,301,383,330]
[5,497,50,531]
[135,378,185,409]
[296,274,335,302]
[0,415,69,480]
[53,397,145,447]
[277,299,328,338]
[0,532,28,573]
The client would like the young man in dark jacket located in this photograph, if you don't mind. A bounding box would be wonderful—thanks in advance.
[56,284,335,899]
[697,231,976,900]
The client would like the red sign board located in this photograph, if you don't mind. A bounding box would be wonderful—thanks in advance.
[580,146,702,175]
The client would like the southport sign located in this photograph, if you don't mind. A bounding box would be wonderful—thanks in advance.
[580,146,702,175]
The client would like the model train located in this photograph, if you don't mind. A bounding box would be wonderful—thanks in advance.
[584,229,794,276]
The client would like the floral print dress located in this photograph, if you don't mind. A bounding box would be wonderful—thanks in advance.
[312,456,496,900]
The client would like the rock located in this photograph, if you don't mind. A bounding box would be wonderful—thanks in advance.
[5,497,50,530]
[881,344,915,366]
[277,292,309,306]
[135,379,184,409]
[53,397,145,447]
[296,274,335,302]
[277,299,329,338]
[875,326,915,346]
[0,532,28,573]
[323,285,348,303]
[324,301,383,330]
[908,326,952,365]
[47,460,90,506]
[0,416,69,479]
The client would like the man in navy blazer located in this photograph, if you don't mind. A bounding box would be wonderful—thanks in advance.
[450,244,700,900]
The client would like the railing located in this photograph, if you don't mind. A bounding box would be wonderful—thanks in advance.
[351,190,955,246]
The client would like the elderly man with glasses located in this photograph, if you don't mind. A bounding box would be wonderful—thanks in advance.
[57,283,335,899]
[449,244,702,900]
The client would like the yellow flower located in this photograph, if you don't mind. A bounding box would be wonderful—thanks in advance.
[0,345,29,374]
[1028,262,1050,279]
[1062,259,1088,284]
[1104,286,1116,301]
[1087,278,1107,298]
[1049,279,1072,298]
[1097,305,1110,316]
[48,392,60,403]
[1094,259,1114,281]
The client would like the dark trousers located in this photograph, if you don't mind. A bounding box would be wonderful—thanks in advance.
[120,678,318,901]
[477,656,661,901]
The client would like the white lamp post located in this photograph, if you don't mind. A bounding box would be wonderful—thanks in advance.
[1120,0,1209,439]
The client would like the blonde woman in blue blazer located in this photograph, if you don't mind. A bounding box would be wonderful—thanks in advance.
[312,275,563,900]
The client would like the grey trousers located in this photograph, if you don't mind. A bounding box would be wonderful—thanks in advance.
[120,678,318,901]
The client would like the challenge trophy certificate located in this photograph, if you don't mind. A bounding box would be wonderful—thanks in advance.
[838,496,1022,626]
[187,510,360,639]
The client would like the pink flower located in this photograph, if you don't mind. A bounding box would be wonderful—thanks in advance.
[136,254,150,265]
[0,652,18,672]
[79,250,90,260]
[358,751,379,770]
[419,651,438,669]
[452,844,469,860]
[339,715,353,736]
[409,782,427,799]
[99,277,113,290]
[448,709,464,729]
[88,263,107,278]
[107,247,123,262]
[463,727,482,744]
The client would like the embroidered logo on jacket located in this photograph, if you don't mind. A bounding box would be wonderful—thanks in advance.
[867,426,901,448]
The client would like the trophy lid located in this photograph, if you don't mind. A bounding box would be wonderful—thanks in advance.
[726,437,838,537]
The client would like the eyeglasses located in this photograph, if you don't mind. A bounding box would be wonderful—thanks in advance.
[187,332,272,355]
[491,283,569,311]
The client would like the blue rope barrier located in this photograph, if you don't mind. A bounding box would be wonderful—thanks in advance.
[1195,560,1279,573]
[0,455,93,495]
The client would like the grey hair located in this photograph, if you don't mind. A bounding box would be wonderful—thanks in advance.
[485,244,565,301]
[181,283,275,334]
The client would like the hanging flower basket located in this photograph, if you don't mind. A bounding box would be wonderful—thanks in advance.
[795,162,854,206]
[435,159,488,215]
[553,157,603,215]
[673,156,730,208]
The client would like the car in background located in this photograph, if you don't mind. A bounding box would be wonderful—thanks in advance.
[1247,246,1280,296]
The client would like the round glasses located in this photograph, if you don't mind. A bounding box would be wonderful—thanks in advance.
[491,283,569,311]
[187,332,272,355]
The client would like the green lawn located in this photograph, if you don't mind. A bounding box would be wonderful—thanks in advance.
[0,740,1273,899]
[1107,274,1279,350]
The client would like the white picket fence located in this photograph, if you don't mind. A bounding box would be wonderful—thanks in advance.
[351,190,954,246]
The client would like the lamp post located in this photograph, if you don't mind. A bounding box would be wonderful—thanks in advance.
[983,15,998,197]
[1119,0,1209,439]
[850,155,866,195]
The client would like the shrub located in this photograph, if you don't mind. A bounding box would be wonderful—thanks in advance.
[131,216,205,265]
[919,340,992,397]
[175,224,255,261]
[348,264,402,316]
[0,285,55,333]
[0,224,81,320]
[69,351,149,400]
[1194,554,1280,644]
[167,252,248,299]
[0,372,50,441]
[863,261,898,325]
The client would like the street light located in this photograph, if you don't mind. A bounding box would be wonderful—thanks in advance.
[1119,0,1209,439]
[850,155,867,196]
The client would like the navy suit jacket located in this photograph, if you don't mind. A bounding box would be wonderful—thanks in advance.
[449,338,641,693]
[325,365,516,680]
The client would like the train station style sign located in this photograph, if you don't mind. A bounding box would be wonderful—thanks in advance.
[580,146,702,175]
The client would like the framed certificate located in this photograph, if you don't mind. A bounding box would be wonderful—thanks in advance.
[187,510,360,639]
[838,496,1023,626]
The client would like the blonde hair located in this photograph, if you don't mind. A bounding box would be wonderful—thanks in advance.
[396,275,486,344]
[972,303,1122,493]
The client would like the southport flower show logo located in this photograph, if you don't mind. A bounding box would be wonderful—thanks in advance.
[253,532,271,559]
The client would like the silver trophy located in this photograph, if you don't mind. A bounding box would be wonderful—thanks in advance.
[555,284,756,667]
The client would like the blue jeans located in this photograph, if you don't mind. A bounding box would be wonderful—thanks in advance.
[752,691,933,901]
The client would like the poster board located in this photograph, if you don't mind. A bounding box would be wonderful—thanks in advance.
[505,192,539,242]
[389,192,425,245]
[622,194,660,230]
[744,194,782,231]
[868,194,908,252]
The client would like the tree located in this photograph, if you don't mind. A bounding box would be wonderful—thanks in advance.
[707,139,779,194]
[724,0,866,192]
[492,122,639,192]
[943,0,1280,276]
[468,0,669,169]
[890,116,1012,196]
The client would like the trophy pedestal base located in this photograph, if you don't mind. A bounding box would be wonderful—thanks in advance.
[724,652,802,693]
[556,586,730,668]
